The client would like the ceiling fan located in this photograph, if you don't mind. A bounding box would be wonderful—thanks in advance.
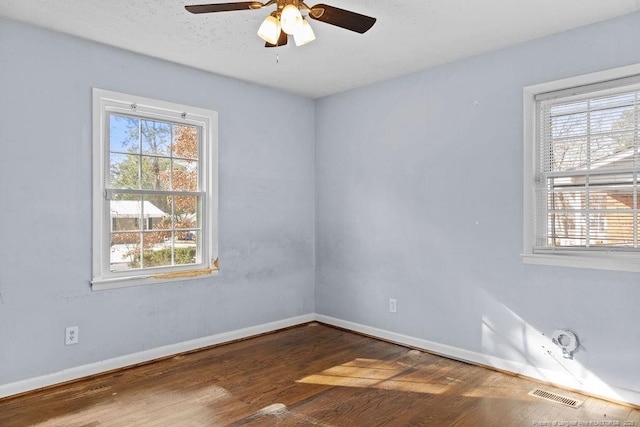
[185,1,376,48]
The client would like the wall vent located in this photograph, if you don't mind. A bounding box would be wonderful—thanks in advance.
[528,388,584,408]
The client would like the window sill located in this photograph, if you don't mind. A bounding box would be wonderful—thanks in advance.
[91,267,219,291]
[522,251,640,273]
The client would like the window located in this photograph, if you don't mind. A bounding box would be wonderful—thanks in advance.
[523,65,640,272]
[92,89,218,289]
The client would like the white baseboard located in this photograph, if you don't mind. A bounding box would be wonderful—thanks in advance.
[0,313,314,400]
[315,314,640,407]
[3,312,639,408]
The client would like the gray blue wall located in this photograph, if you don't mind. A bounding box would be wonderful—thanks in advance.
[315,11,640,397]
[0,18,315,385]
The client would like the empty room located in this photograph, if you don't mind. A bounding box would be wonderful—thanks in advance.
[1,1,640,425]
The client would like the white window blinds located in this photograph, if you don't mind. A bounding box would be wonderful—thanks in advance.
[535,80,640,251]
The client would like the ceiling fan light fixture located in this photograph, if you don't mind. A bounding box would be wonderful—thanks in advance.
[294,18,315,46]
[186,1,377,48]
[280,4,303,35]
[257,13,281,45]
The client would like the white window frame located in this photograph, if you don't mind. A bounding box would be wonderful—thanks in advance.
[523,63,640,273]
[92,88,218,290]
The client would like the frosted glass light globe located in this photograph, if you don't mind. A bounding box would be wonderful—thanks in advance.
[280,4,302,35]
[257,15,280,45]
[294,18,315,46]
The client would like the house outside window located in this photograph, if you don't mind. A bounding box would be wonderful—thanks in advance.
[92,89,218,289]
[523,65,640,272]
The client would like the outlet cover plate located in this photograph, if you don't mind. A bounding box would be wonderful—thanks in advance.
[65,326,79,345]
[389,298,397,313]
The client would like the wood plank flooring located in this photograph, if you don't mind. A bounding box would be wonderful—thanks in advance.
[1,323,638,426]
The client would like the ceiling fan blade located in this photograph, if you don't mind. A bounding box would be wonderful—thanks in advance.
[265,30,288,48]
[308,3,376,34]
[185,2,264,14]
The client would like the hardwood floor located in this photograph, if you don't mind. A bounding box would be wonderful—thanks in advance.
[1,323,638,426]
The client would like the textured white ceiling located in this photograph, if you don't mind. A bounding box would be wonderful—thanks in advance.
[2,0,640,98]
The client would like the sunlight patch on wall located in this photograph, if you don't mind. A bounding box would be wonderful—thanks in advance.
[478,289,629,404]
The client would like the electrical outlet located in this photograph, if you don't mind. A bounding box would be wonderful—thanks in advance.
[65,326,79,345]
[389,298,397,314]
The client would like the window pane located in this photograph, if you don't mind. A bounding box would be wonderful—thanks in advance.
[590,186,635,247]
[110,195,142,231]
[141,120,171,156]
[590,105,634,135]
[590,213,634,247]
[549,212,587,247]
[110,194,143,271]
[551,138,587,172]
[140,155,171,190]
[145,194,172,230]
[172,125,199,160]
[141,231,172,268]
[173,236,197,266]
[590,134,634,166]
[110,153,140,189]
[551,113,587,139]
[590,188,634,210]
[110,233,140,272]
[173,159,198,191]
[590,93,636,110]
[549,190,585,210]
[110,114,139,154]
[550,101,588,116]
[175,195,198,219]
[175,196,198,247]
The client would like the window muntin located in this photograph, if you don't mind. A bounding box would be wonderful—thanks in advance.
[93,89,218,289]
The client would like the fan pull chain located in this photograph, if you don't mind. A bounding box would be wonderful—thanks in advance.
[276,53,279,64]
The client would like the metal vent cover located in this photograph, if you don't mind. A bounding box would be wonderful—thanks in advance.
[528,388,584,408]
